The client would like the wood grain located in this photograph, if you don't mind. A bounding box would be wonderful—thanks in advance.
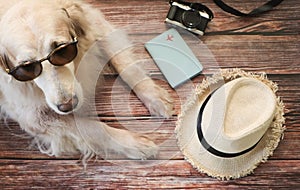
[0,160,299,189]
[0,0,299,189]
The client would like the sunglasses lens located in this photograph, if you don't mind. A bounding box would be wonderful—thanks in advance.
[50,43,78,66]
[11,62,42,81]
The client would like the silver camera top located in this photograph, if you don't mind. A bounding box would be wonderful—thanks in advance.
[166,1,213,35]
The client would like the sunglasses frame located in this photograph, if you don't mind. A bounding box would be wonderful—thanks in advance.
[1,37,78,81]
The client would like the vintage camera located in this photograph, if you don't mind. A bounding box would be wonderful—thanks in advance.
[166,1,213,35]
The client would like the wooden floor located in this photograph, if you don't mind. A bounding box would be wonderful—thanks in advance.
[1,0,299,189]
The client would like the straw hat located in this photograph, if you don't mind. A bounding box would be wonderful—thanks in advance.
[176,69,285,180]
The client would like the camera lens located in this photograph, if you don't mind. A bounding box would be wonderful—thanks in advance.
[181,10,201,28]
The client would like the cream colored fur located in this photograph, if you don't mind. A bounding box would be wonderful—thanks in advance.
[0,0,173,161]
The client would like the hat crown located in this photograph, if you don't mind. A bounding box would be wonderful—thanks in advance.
[202,77,277,154]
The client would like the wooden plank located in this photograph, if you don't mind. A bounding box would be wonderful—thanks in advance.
[93,25,299,75]
[94,75,300,130]
[90,31,300,75]
[0,159,299,189]
[98,34,300,75]
[88,0,300,35]
[203,36,300,74]
[0,119,298,160]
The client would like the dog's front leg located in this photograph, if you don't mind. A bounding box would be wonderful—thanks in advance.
[73,117,158,160]
[100,32,174,118]
[112,53,174,118]
[30,115,158,160]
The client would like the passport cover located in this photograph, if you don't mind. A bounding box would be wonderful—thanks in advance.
[145,28,203,88]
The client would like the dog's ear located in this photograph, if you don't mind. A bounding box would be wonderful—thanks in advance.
[62,4,89,37]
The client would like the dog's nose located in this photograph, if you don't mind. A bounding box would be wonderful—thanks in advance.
[57,95,79,113]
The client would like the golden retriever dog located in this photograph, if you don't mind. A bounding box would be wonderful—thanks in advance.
[0,0,173,161]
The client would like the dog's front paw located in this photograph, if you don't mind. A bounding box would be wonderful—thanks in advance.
[107,127,158,159]
[134,79,174,118]
[122,132,158,160]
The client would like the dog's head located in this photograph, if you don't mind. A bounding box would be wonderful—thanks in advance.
[0,1,91,115]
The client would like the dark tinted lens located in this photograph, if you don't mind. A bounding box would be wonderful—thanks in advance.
[10,62,42,81]
[50,43,78,66]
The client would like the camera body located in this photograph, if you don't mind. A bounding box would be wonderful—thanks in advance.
[166,1,211,35]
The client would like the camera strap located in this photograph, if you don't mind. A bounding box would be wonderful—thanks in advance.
[213,0,284,17]
[169,0,214,20]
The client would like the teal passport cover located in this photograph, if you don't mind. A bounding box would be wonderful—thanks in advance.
[145,28,203,88]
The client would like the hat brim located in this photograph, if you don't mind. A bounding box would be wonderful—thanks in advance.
[175,69,285,180]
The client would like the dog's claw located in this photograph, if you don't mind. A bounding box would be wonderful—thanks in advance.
[125,134,158,160]
[105,128,159,160]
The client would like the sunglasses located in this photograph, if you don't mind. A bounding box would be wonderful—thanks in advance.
[1,37,78,82]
